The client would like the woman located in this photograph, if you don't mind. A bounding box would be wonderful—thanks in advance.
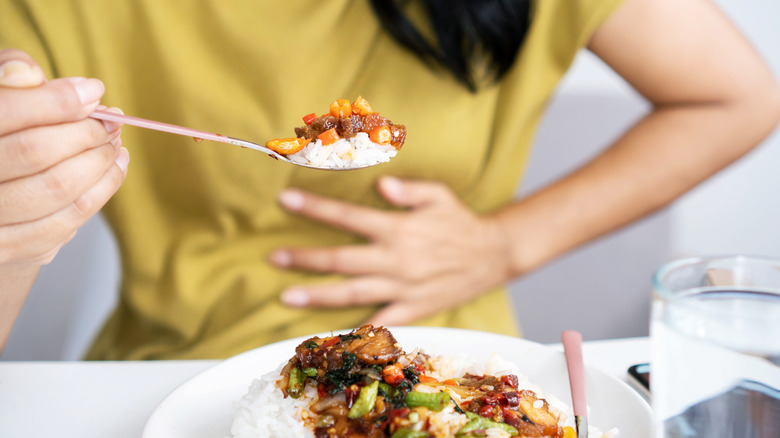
[1,0,778,359]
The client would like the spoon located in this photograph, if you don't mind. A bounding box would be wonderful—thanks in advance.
[562,330,588,438]
[90,109,366,170]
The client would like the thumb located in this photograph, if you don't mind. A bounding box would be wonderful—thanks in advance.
[377,176,456,208]
[0,49,47,88]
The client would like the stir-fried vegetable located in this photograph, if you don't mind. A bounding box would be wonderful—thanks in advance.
[288,366,304,398]
[390,429,429,438]
[404,391,450,411]
[352,95,373,116]
[348,380,380,419]
[265,137,310,155]
[317,127,340,146]
[329,98,352,118]
[456,412,519,437]
[369,125,392,145]
[383,363,405,385]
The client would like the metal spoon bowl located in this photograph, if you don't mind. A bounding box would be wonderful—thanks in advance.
[90,110,378,170]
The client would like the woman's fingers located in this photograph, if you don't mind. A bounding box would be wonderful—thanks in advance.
[0,76,104,136]
[0,147,129,265]
[278,189,396,238]
[0,141,121,224]
[377,176,458,209]
[0,48,46,88]
[270,245,394,276]
[280,276,399,308]
[0,116,120,180]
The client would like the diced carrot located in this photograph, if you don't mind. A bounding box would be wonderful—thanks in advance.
[318,128,341,146]
[419,375,439,383]
[265,137,310,155]
[352,95,373,116]
[369,125,392,145]
[302,113,317,125]
[442,379,458,386]
[329,99,352,118]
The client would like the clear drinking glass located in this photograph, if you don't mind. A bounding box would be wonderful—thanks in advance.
[651,255,780,437]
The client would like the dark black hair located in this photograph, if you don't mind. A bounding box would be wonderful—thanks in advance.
[369,0,533,92]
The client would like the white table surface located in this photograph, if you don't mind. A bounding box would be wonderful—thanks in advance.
[0,337,649,438]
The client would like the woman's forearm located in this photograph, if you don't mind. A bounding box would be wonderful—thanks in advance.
[494,96,780,277]
[0,265,40,351]
[494,0,780,278]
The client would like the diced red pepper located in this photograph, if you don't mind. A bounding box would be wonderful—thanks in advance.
[478,404,495,418]
[382,363,405,385]
[329,99,352,118]
[321,336,340,348]
[345,384,360,408]
[317,382,327,399]
[302,113,317,125]
[265,137,310,155]
[352,95,373,116]
[318,127,341,146]
[500,375,519,389]
[419,374,439,383]
[368,125,392,145]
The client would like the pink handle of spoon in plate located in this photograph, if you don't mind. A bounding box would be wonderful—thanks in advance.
[562,330,588,438]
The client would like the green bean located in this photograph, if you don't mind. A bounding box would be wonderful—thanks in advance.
[390,429,429,438]
[455,412,518,436]
[288,366,304,398]
[348,380,379,419]
[404,391,450,411]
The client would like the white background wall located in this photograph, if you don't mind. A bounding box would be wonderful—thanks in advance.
[671,0,780,258]
[2,0,779,359]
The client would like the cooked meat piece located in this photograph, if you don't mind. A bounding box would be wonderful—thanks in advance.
[311,115,338,133]
[341,325,403,365]
[361,113,389,133]
[337,115,363,138]
[294,124,316,139]
[389,124,406,149]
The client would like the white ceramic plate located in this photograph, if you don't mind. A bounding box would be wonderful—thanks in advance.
[143,327,651,437]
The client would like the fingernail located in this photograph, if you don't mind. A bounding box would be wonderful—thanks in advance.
[68,77,104,105]
[101,107,124,132]
[380,176,403,198]
[110,132,122,147]
[0,60,45,87]
[114,147,129,173]
[281,289,309,306]
[270,250,292,267]
[278,189,305,211]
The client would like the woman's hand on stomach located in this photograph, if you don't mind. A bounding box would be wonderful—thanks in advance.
[270,176,515,326]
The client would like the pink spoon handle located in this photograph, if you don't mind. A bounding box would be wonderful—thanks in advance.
[89,109,282,158]
[92,109,229,143]
[562,330,588,420]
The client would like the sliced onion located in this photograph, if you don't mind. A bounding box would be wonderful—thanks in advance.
[311,392,346,413]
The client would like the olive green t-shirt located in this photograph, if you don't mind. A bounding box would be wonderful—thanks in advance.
[1,0,623,359]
